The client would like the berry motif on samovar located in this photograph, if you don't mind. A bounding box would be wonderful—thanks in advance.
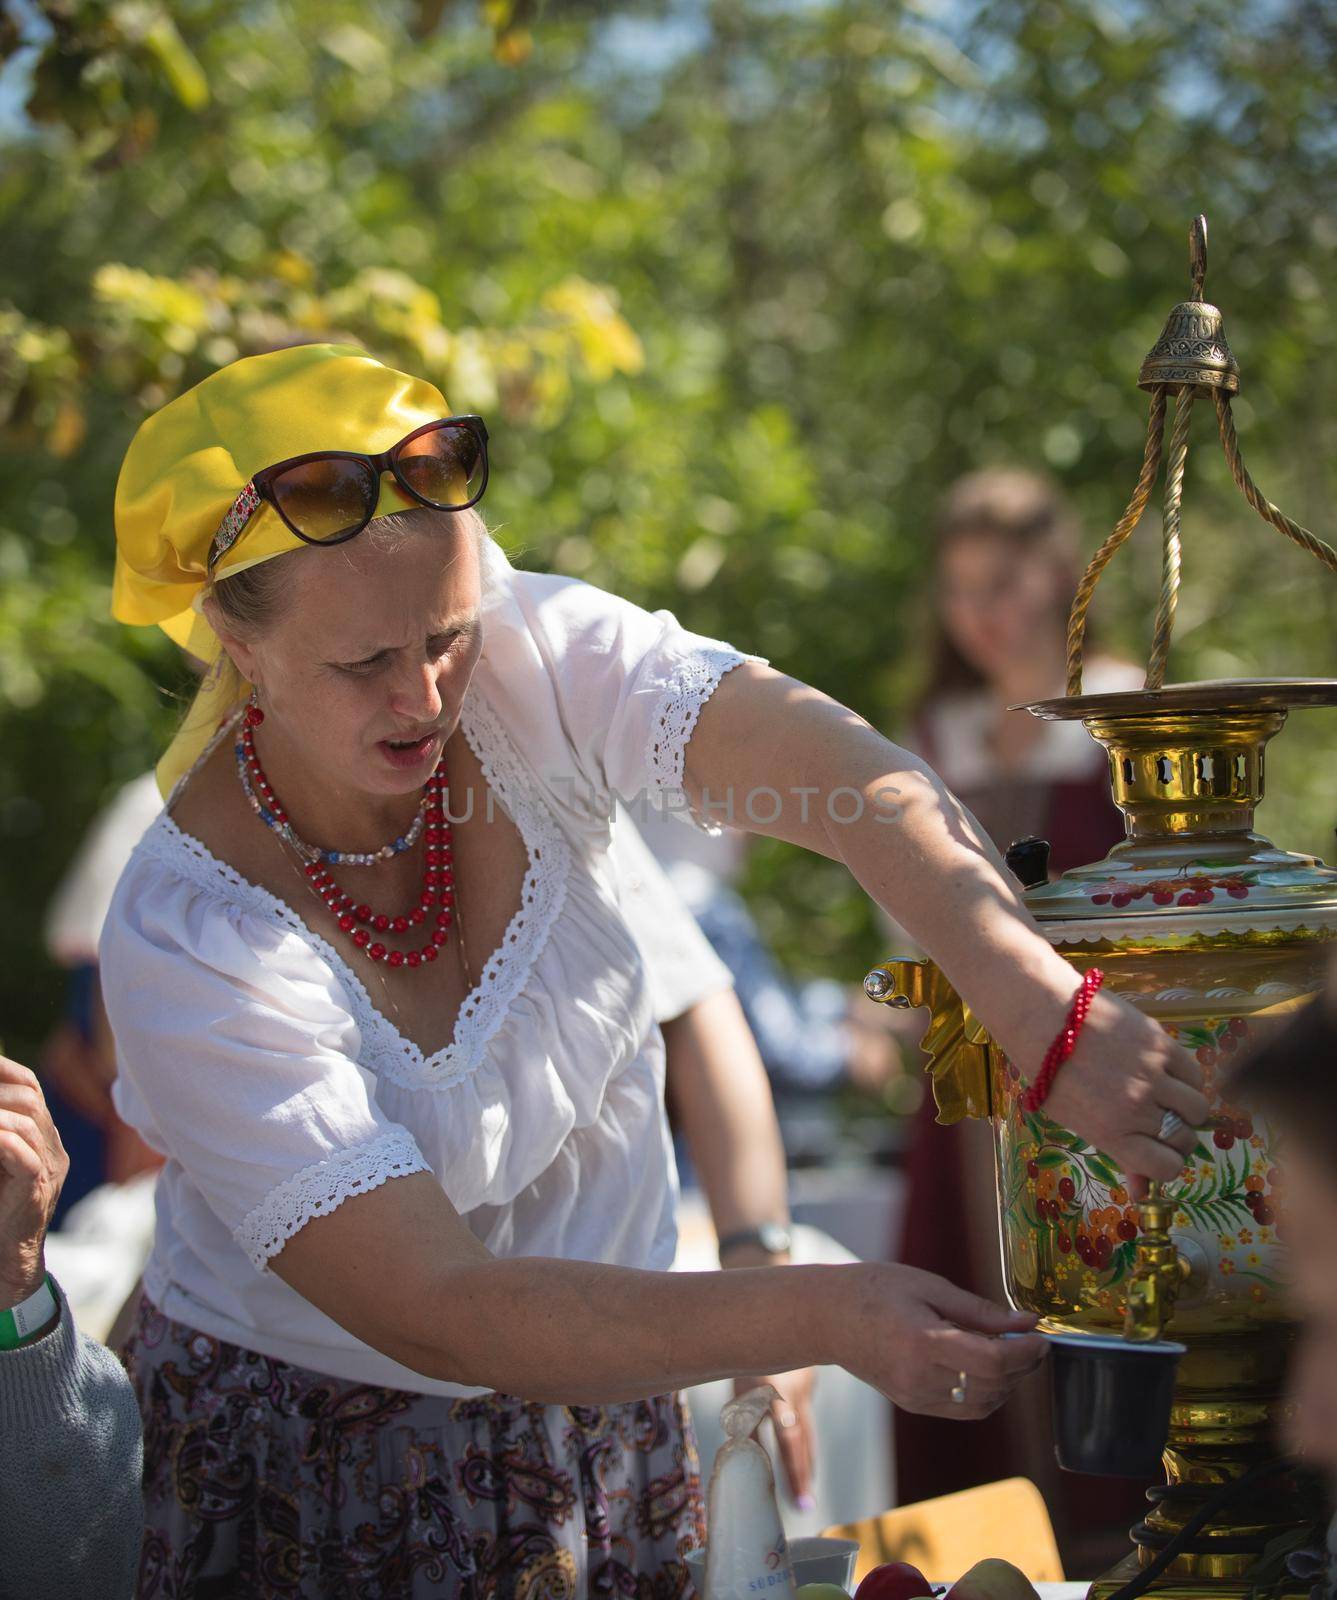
[996,1014,1287,1320]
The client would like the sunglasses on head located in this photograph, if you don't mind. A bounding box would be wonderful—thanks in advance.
[207,415,489,571]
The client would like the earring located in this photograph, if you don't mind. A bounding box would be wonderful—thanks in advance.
[243,692,265,728]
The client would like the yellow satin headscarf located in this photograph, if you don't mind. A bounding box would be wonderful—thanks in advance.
[112,344,451,796]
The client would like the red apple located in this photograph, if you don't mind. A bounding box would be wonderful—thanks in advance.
[855,1561,935,1600]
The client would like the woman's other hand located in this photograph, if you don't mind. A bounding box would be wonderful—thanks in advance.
[836,1264,1045,1419]
[1044,989,1208,1192]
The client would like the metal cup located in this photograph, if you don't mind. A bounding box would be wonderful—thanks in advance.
[1047,1330,1186,1478]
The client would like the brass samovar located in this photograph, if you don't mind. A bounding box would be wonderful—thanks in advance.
[865,219,1337,1599]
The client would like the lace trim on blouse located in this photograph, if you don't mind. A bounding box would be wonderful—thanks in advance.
[648,647,750,834]
[137,687,569,1095]
[234,1126,429,1269]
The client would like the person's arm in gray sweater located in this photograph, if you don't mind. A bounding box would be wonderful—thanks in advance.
[0,1052,143,1598]
[0,1282,142,1600]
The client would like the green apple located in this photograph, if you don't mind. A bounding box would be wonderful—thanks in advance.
[796,1585,852,1600]
[947,1558,1040,1600]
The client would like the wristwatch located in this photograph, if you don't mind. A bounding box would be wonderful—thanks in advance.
[717,1223,793,1261]
[0,1274,58,1351]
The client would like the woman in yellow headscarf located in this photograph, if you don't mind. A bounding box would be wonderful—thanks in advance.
[99,345,1204,1596]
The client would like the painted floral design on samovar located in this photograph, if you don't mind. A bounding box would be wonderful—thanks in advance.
[865,220,1337,1600]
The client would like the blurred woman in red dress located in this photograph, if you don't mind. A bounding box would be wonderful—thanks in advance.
[892,470,1142,1568]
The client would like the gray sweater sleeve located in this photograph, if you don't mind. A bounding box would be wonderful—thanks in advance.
[0,1286,142,1600]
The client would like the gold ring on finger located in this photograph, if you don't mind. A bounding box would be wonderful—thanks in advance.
[950,1372,968,1405]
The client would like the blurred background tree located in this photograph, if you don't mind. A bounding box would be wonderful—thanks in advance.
[0,0,1334,1062]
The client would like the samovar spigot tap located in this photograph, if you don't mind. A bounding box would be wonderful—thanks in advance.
[1123,1184,1191,1342]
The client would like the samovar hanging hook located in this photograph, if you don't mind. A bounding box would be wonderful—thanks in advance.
[1188,212,1208,300]
[1065,215,1337,697]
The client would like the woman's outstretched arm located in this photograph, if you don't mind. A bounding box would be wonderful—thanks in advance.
[273,1169,1045,1407]
[680,662,1208,1184]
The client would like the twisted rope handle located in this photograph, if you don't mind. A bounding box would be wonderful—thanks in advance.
[1063,214,1335,700]
[1066,387,1168,696]
[1215,391,1337,576]
[1147,389,1194,690]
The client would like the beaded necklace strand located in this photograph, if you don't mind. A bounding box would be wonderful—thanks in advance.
[235,734,428,867]
[236,719,455,972]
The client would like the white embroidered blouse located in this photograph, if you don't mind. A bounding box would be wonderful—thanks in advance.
[102,538,749,1397]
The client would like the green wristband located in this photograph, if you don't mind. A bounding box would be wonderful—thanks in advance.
[0,1274,57,1350]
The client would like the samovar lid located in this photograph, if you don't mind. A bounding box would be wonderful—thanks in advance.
[1019,844,1337,944]
[1010,680,1337,945]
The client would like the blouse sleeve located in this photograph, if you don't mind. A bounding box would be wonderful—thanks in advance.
[501,564,762,832]
[102,858,431,1272]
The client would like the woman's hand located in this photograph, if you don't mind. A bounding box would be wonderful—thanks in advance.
[1043,990,1208,1190]
[833,1263,1046,1418]
[734,1367,818,1508]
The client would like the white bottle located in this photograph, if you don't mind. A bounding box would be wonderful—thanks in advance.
[703,1385,799,1599]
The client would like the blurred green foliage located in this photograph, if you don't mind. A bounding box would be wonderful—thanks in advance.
[1,0,1334,1061]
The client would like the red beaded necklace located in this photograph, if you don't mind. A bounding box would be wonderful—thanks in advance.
[240,721,455,972]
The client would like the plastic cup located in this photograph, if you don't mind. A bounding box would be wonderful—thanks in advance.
[684,1535,861,1594]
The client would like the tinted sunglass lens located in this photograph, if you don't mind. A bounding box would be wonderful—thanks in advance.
[271,458,376,542]
[395,424,484,508]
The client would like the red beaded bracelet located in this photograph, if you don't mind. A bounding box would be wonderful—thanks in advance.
[1021,968,1105,1113]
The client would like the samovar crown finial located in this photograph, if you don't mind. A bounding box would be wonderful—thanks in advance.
[1136,211,1239,397]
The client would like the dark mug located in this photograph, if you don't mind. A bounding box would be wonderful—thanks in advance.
[1047,1330,1186,1477]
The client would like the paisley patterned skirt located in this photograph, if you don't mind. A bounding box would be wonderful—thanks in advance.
[122,1296,706,1599]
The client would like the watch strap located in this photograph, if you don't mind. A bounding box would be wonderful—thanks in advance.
[0,1274,58,1350]
[717,1224,793,1260]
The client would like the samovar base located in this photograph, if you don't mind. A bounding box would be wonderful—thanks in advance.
[1087,1549,1312,1600]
